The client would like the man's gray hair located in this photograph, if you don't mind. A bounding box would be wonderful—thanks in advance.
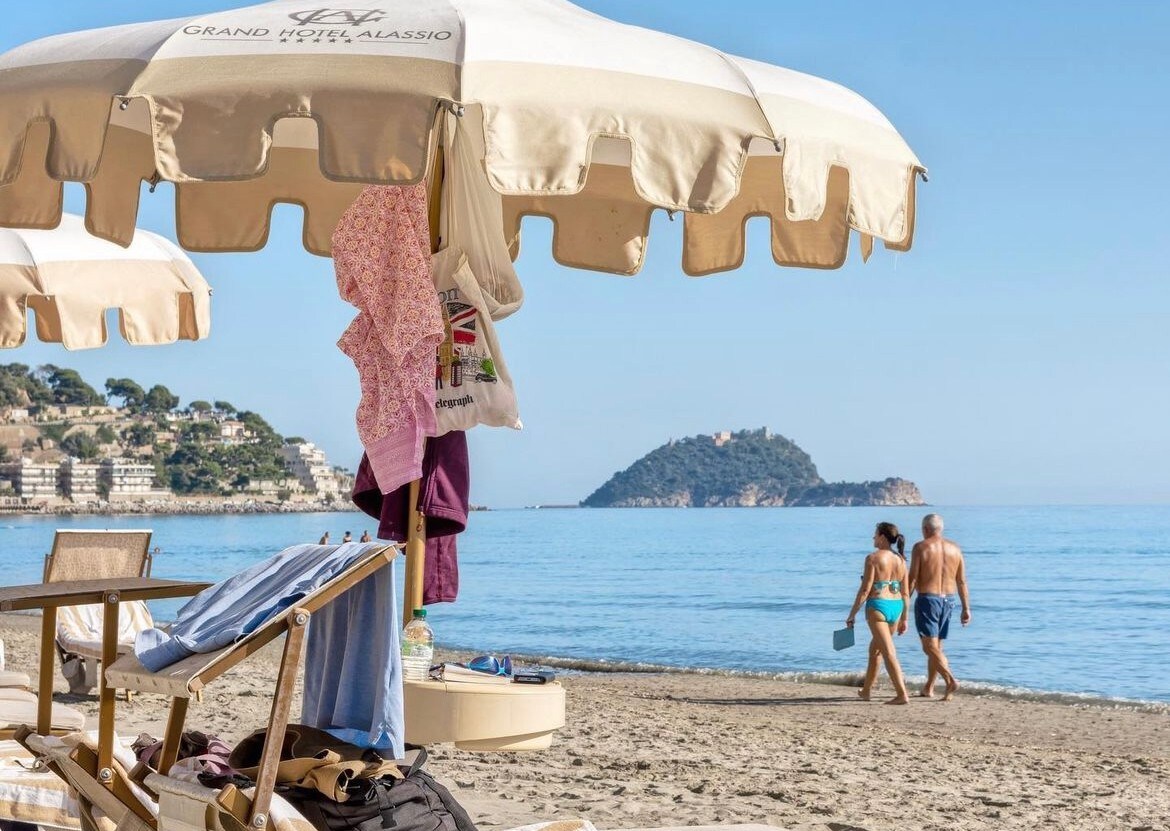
[922,513,944,532]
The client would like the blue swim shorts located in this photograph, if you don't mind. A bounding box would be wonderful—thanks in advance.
[915,593,955,639]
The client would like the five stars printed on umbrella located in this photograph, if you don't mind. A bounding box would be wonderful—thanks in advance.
[278,37,353,44]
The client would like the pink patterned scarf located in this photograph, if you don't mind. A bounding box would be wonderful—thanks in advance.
[333,184,443,494]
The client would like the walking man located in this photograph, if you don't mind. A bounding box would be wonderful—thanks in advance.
[907,513,971,700]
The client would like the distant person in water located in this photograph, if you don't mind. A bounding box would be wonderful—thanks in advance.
[342,531,353,543]
[846,521,911,705]
[360,530,372,543]
[908,513,970,701]
[318,532,330,545]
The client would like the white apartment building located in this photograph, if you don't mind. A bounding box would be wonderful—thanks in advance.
[10,459,59,499]
[59,458,99,502]
[280,442,341,496]
[99,459,157,498]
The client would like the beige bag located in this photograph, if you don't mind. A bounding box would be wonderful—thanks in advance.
[438,114,523,321]
[432,247,521,435]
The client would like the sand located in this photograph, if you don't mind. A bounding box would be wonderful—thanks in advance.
[2,613,1168,831]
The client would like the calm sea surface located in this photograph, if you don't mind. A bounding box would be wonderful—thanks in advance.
[2,506,1167,704]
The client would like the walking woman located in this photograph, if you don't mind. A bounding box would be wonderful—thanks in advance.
[846,521,911,704]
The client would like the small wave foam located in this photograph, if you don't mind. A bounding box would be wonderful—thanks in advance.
[465,648,1170,713]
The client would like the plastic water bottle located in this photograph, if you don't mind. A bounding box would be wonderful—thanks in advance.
[401,609,434,682]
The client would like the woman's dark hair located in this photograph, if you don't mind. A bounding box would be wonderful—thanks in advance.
[875,522,906,558]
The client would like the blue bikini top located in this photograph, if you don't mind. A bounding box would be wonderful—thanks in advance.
[872,579,902,593]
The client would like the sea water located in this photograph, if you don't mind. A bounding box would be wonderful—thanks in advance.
[2,505,1167,705]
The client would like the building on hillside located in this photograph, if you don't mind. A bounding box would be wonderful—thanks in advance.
[59,458,100,502]
[99,459,157,500]
[280,442,341,497]
[219,420,255,445]
[713,430,733,447]
[2,459,61,500]
[333,468,354,495]
[2,408,31,423]
[243,478,305,498]
[51,405,116,419]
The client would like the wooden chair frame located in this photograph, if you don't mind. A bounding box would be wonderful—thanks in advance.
[0,544,399,831]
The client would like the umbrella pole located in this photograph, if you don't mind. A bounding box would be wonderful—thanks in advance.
[402,140,446,628]
[403,478,426,626]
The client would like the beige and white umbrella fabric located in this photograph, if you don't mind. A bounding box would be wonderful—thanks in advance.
[0,213,211,350]
[0,0,924,275]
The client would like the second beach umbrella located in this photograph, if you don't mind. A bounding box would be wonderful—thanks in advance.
[0,213,211,350]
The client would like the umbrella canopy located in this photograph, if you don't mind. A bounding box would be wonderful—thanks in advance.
[0,0,923,275]
[0,213,211,350]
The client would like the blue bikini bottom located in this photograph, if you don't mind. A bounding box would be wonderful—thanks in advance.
[865,597,905,625]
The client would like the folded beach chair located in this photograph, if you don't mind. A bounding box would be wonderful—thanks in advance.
[43,530,154,695]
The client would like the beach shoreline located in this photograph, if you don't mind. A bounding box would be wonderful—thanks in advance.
[2,614,1168,831]
[0,501,361,516]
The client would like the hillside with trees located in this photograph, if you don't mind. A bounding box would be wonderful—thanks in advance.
[582,428,924,507]
[0,363,344,503]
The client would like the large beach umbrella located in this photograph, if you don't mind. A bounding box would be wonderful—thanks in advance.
[0,0,925,612]
[0,213,211,349]
[0,0,923,275]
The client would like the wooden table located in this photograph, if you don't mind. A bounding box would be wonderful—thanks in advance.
[0,577,209,784]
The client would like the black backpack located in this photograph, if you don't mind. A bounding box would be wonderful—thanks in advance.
[283,746,478,831]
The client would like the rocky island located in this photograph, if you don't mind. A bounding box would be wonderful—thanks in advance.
[582,428,924,508]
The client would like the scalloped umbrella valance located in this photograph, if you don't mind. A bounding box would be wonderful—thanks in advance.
[0,213,211,350]
[0,0,924,276]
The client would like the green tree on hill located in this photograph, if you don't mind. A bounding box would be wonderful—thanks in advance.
[188,400,213,415]
[214,401,236,416]
[179,421,218,443]
[39,423,68,444]
[0,363,52,408]
[166,443,223,494]
[236,411,279,442]
[38,365,103,406]
[122,423,156,447]
[95,424,117,444]
[144,384,180,413]
[61,432,100,460]
[105,378,146,411]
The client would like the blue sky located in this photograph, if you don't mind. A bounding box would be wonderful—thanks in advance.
[3,1,1168,506]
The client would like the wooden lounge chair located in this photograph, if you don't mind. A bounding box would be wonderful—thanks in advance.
[4,545,400,831]
[3,542,568,831]
[103,544,403,831]
[43,530,154,695]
